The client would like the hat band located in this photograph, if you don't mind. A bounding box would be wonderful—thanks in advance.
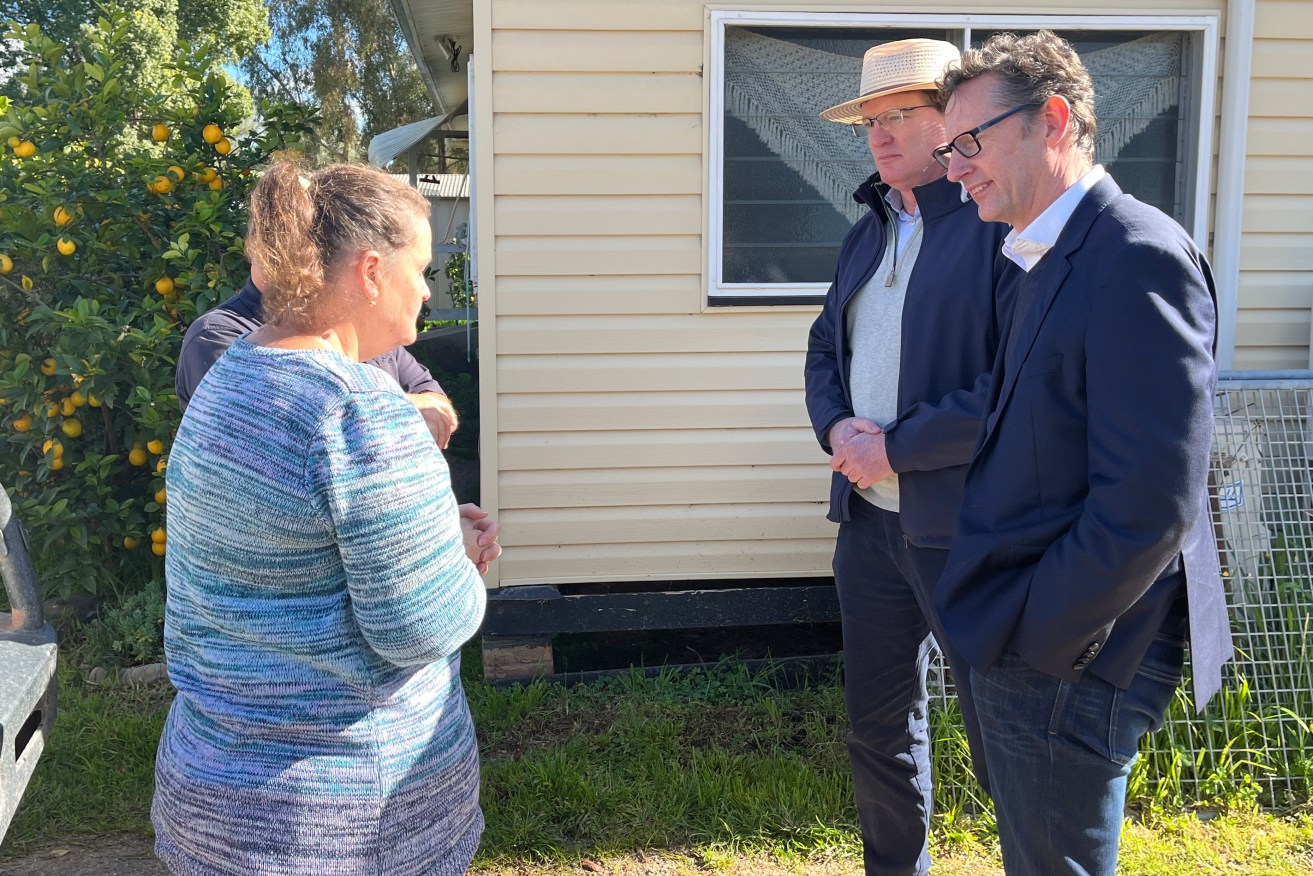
[859,76,933,100]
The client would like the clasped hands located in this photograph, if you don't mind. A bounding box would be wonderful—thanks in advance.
[828,416,894,489]
[458,503,502,574]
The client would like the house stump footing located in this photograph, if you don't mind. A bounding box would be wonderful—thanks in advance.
[481,633,554,683]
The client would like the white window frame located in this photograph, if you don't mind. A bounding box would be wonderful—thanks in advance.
[706,10,1220,304]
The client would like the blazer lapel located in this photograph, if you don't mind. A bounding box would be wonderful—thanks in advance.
[980,177,1124,448]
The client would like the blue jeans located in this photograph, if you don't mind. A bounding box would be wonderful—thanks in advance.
[833,499,988,876]
[970,632,1185,876]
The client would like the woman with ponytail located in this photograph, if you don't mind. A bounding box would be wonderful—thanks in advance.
[152,162,493,876]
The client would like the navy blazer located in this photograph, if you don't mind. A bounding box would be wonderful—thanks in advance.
[936,176,1233,707]
[804,174,1011,547]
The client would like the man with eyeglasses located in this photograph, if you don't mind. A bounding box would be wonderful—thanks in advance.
[804,38,1010,876]
[933,30,1231,875]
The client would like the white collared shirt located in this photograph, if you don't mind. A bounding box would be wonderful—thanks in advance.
[1001,165,1107,272]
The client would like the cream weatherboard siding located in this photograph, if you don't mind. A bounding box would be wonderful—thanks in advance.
[473,0,1311,587]
[480,0,833,587]
[1238,1,1313,369]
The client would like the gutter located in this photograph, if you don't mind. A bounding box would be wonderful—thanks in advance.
[387,0,449,115]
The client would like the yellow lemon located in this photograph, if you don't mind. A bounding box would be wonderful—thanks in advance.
[155,276,175,295]
[61,397,76,416]
[168,164,186,181]
[50,457,64,471]
[150,528,166,544]
[69,390,86,407]
[123,535,141,550]
[214,137,232,156]
[87,393,101,408]
[42,439,64,457]
[46,403,58,418]
[197,166,217,184]
[5,135,18,148]
[147,439,164,454]
[53,206,74,226]
[156,457,167,474]
[13,414,33,432]
[151,541,166,556]
[13,141,35,158]
[41,357,57,376]
[208,177,224,191]
[202,123,223,144]
[151,175,173,194]
[128,446,148,466]
[0,254,11,273]
[61,418,82,438]
[56,238,76,256]
[155,487,167,505]
[152,123,170,142]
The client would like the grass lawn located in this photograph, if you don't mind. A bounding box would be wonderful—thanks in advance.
[2,649,1311,874]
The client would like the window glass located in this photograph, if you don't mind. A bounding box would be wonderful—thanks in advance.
[721,27,946,285]
[714,19,1200,300]
[974,29,1190,219]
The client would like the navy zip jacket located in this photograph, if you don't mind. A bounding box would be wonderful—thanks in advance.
[804,173,1011,547]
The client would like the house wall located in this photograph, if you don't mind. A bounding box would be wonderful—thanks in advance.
[1243,1,1313,368]
[475,0,1312,588]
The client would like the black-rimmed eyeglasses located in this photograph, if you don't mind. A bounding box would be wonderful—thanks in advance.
[848,105,933,138]
[931,103,1043,168]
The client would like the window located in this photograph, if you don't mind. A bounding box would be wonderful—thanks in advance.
[708,12,1218,305]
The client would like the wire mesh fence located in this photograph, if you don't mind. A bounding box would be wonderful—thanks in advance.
[1172,372,1313,806]
[928,371,1313,809]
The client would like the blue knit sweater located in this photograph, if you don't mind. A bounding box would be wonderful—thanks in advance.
[153,337,487,876]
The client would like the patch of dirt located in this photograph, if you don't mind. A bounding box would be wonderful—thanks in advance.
[471,854,864,875]
[0,838,1002,875]
[0,834,165,876]
[473,850,1002,875]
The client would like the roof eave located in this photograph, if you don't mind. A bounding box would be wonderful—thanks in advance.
[386,0,473,116]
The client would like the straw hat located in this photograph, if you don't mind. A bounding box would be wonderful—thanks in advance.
[820,39,961,124]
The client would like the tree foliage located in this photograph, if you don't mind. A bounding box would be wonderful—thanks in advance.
[0,11,313,599]
[241,0,435,164]
[0,0,270,81]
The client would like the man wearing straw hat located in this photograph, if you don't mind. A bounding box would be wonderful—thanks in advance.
[804,39,1009,875]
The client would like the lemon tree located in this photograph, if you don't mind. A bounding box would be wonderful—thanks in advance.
[0,13,314,598]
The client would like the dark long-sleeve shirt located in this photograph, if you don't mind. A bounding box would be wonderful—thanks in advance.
[175,278,443,410]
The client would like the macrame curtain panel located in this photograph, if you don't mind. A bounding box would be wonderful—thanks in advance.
[724,29,1184,226]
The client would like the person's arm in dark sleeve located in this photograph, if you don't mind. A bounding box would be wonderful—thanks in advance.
[805,225,867,454]
[393,346,444,395]
[884,370,994,472]
[175,314,246,411]
[885,238,1018,473]
[389,346,458,448]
